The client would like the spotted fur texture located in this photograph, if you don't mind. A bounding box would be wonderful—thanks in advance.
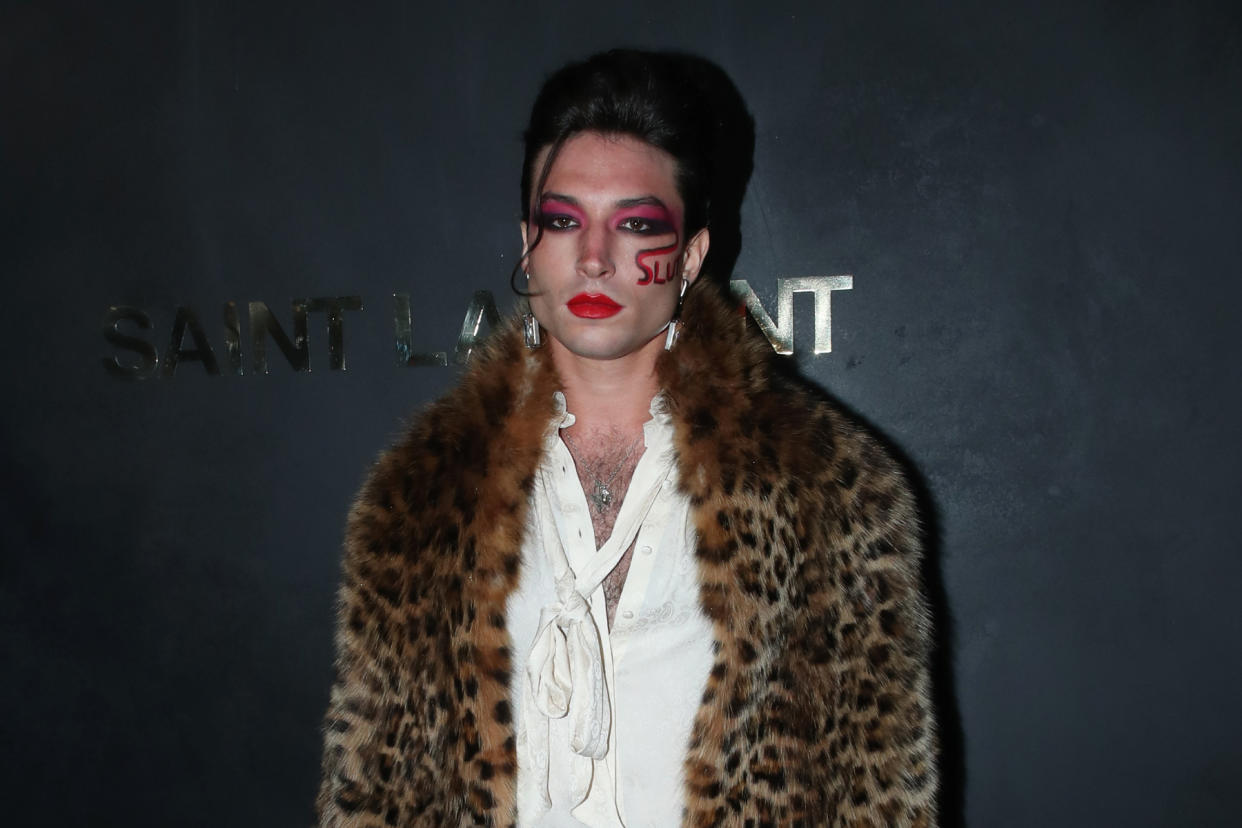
[317,284,938,827]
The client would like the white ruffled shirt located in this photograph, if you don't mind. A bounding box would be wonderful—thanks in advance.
[506,393,716,827]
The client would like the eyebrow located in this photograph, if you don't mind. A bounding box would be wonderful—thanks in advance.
[540,192,671,211]
[615,195,670,210]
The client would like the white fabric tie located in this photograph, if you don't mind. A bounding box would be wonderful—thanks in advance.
[527,569,611,758]
[520,405,675,821]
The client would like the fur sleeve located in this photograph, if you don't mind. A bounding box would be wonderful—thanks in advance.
[316,457,444,827]
[817,433,938,826]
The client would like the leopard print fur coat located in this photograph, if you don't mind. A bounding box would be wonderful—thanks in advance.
[317,283,938,827]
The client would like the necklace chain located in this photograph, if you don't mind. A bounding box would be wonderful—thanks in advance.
[562,431,643,512]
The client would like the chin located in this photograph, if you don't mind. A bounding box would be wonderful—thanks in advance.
[561,339,640,361]
[550,327,663,362]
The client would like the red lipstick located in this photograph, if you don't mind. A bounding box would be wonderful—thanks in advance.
[567,293,623,319]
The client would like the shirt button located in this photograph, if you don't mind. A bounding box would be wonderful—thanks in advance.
[640,546,652,555]
[623,611,634,620]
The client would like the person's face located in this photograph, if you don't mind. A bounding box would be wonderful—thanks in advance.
[521,131,709,364]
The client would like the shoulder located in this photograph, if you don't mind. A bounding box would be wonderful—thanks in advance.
[344,315,559,567]
[352,317,532,505]
[663,282,918,534]
[754,372,921,561]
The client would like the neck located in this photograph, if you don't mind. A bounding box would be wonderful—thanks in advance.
[547,336,663,436]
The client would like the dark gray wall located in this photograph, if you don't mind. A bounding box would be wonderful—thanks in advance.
[4,1,1240,825]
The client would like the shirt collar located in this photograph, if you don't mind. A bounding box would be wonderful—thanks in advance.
[548,391,673,444]
[550,390,576,431]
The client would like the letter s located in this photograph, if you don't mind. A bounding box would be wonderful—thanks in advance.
[102,306,158,379]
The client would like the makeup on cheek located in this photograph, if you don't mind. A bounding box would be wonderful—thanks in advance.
[635,240,679,285]
[616,206,685,286]
[617,206,682,285]
[635,232,680,286]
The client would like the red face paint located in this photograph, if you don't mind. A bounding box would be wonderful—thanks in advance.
[618,205,681,286]
[635,235,680,285]
[567,292,623,318]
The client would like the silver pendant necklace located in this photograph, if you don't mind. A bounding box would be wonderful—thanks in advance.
[562,432,643,512]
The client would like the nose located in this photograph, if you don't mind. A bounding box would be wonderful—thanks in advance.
[576,223,614,281]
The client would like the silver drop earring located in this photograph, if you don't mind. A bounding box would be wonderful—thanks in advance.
[523,311,541,349]
[664,275,690,351]
[522,269,541,349]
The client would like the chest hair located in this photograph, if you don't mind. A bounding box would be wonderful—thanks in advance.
[563,426,646,629]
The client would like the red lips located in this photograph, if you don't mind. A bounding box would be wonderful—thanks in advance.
[567,293,623,319]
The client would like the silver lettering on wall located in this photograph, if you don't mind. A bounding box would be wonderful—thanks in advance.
[102,306,158,378]
[247,297,363,374]
[394,291,501,366]
[249,300,309,374]
[307,297,364,371]
[454,291,501,365]
[102,296,362,378]
[163,305,220,376]
[393,293,448,366]
[101,277,850,378]
[730,276,853,354]
[223,301,244,375]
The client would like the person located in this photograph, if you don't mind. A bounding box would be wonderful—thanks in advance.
[317,49,938,827]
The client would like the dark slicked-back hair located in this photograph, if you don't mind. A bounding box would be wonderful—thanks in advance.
[521,50,711,235]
